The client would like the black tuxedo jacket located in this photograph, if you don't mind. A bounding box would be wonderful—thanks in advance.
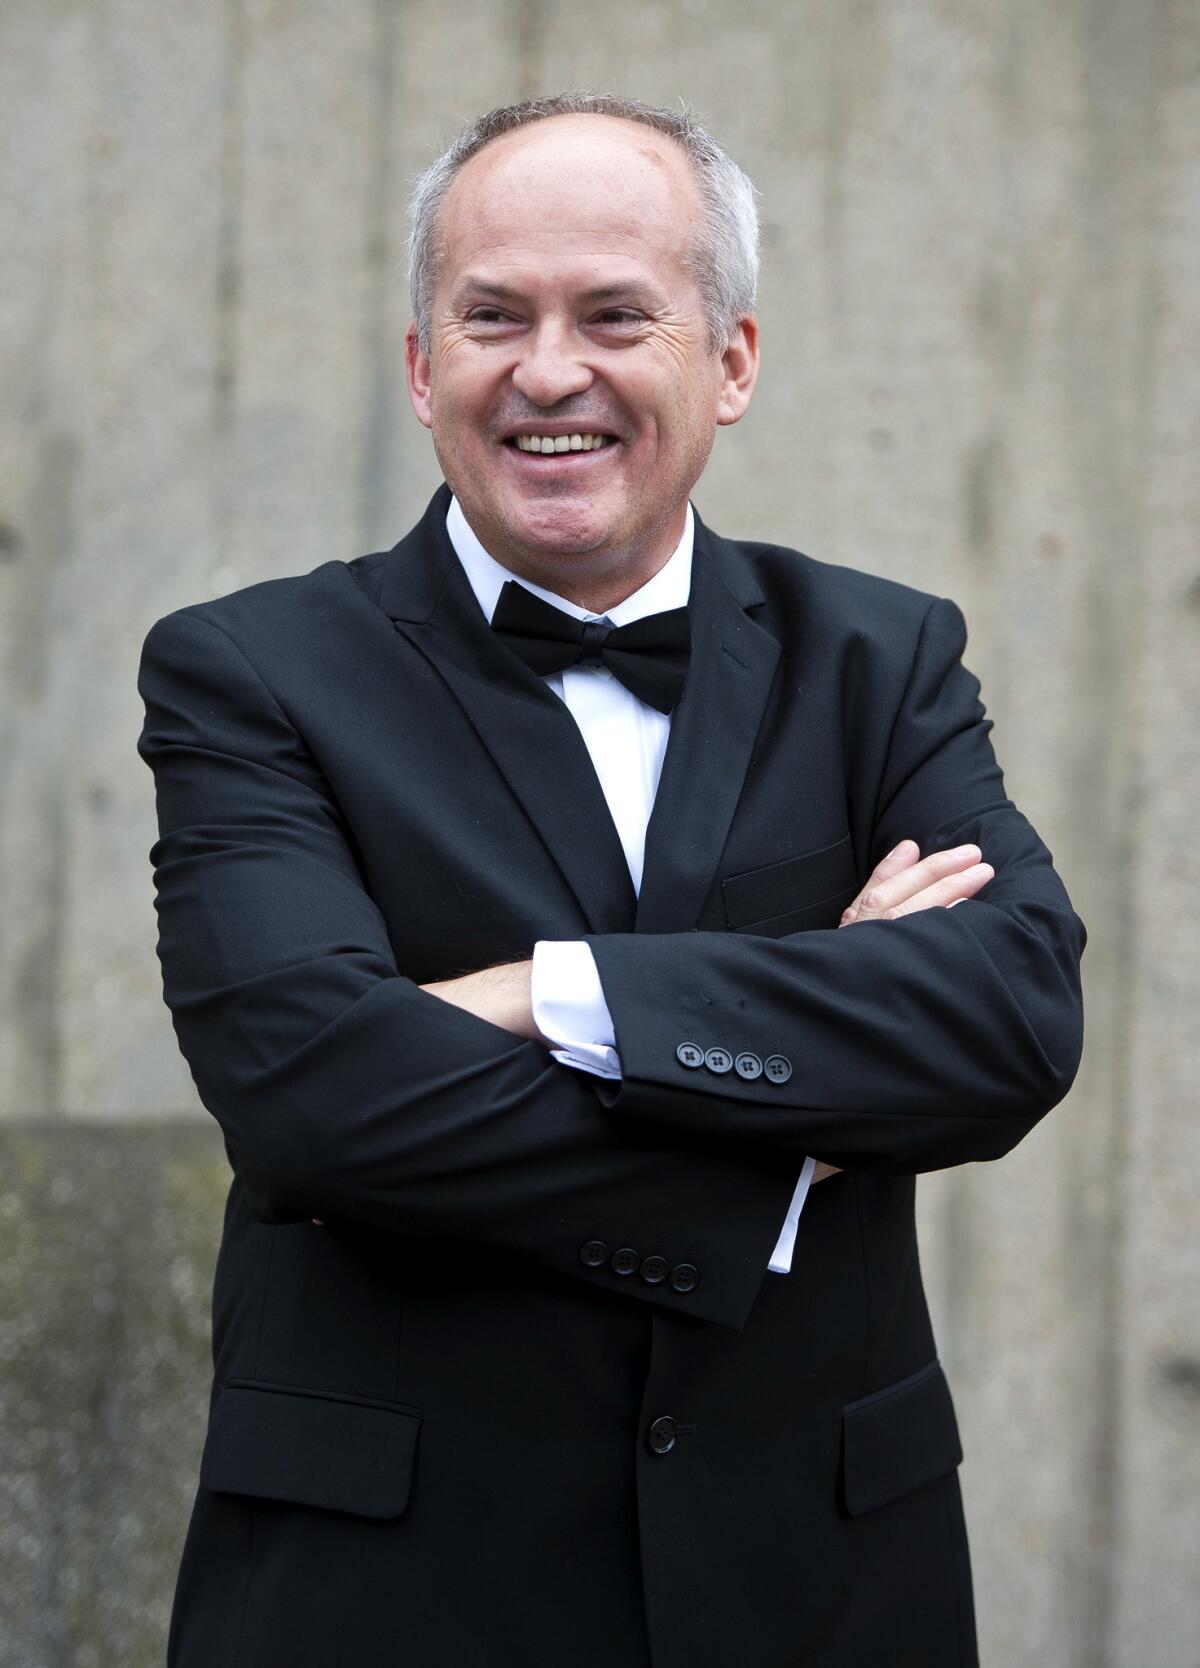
[138,483,1085,1668]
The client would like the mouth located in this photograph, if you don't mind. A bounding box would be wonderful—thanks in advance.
[501,428,620,459]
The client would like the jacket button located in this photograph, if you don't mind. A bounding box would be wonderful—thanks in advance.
[676,1042,704,1069]
[669,1262,698,1294]
[764,1054,793,1084]
[610,1246,640,1276]
[579,1239,609,1268]
[704,1046,733,1074]
[647,1416,677,1455]
[734,1051,763,1080]
[639,1254,668,1285]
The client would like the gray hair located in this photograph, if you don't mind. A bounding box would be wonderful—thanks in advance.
[407,93,760,356]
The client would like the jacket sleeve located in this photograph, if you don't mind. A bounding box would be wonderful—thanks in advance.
[136,605,802,1329]
[586,597,1086,1173]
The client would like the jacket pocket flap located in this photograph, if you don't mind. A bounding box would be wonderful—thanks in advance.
[842,1359,962,1517]
[200,1381,421,1520]
[722,834,856,930]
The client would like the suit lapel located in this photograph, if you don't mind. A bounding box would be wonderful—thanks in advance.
[635,513,782,934]
[379,488,637,935]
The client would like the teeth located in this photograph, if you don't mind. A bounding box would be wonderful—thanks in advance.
[513,433,611,453]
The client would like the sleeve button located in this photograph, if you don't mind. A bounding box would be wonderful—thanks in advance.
[704,1047,733,1074]
[669,1262,699,1294]
[676,1042,704,1069]
[610,1246,640,1276]
[579,1239,609,1268]
[639,1254,669,1285]
[764,1054,793,1084]
[734,1051,763,1080]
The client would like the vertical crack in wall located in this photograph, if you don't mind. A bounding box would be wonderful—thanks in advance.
[14,791,66,1123]
[819,0,849,346]
[359,0,401,553]
[5,433,77,1117]
[212,0,247,570]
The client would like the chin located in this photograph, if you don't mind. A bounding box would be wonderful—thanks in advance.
[505,503,612,559]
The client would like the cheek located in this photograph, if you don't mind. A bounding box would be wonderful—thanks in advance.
[646,387,718,463]
[430,393,487,457]
[633,358,721,448]
[429,350,499,428]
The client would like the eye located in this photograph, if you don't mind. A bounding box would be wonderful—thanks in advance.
[592,308,643,327]
[465,307,520,330]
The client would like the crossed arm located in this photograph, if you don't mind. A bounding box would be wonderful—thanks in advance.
[420,839,998,1188]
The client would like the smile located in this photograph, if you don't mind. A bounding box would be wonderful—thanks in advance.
[508,433,615,454]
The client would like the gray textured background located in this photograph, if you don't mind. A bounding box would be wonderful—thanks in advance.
[1,2,1197,1665]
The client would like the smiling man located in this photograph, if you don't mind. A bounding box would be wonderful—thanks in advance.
[407,109,751,607]
[139,94,1085,1668]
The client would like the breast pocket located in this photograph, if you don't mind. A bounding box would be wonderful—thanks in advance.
[721,832,859,937]
[200,1379,423,1520]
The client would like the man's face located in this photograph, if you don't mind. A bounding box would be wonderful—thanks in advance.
[406,114,758,600]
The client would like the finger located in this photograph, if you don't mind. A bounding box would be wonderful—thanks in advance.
[848,843,983,922]
[882,862,994,919]
[840,840,921,925]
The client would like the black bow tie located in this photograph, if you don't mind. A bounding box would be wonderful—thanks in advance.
[490,581,691,714]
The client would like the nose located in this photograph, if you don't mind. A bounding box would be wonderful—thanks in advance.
[510,318,594,407]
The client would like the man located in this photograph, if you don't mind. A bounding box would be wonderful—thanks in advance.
[138,94,1085,1668]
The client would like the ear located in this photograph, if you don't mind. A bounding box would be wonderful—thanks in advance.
[716,315,760,427]
[405,322,433,430]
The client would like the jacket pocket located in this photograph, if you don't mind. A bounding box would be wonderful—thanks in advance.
[841,1358,963,1517]
[200,1378,422,1520]
[722,832,858,934]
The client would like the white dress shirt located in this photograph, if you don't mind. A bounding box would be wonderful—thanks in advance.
[446,495,815,1274]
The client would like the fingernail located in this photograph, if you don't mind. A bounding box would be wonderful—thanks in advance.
[888,840,912,858]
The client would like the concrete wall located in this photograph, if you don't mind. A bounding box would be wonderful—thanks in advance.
[1,2,1196,1664]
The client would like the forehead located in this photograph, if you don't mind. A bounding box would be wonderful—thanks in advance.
[436,115,701,287]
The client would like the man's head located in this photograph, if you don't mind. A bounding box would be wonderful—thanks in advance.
[405,94,761,605]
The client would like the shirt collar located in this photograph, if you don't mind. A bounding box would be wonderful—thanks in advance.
[446,494,693,625]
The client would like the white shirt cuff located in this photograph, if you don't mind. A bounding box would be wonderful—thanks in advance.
[534,943,812,1277]
[767,1156,816,1273]
[532,940,622,1080]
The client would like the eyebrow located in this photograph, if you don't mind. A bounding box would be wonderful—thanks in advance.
[450,276,661,308]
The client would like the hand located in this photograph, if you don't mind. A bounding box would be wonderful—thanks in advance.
[838,840,993,927]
